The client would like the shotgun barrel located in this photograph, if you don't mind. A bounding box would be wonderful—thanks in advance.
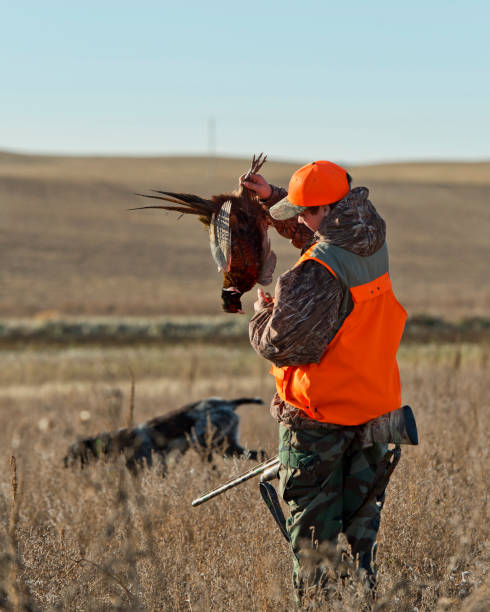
[192,456,280,507]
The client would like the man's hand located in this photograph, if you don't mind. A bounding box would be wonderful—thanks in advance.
[240,173,272,200]
[254,288,274,312]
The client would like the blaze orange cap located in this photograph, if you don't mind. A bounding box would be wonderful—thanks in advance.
[269,160,350,220]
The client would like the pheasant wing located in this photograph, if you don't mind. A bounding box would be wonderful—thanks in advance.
[209,200,232,272]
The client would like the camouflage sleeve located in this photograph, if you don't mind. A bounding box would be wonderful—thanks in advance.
[249,260,345,367]
[260,184,314,250]
[260,183,288,207]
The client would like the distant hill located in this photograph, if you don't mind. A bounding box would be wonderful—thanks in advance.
[1,152,489,319]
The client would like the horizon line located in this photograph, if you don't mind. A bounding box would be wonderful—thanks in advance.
[1,147,489,168]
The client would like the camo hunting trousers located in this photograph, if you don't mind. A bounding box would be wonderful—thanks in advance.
[278,424,388,599]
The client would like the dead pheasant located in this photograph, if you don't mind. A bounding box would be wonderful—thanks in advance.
[132,154,313,313]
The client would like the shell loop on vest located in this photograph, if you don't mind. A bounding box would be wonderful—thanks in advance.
[351,272,391,303]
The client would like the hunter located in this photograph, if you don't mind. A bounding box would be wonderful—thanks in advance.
[241,160,407,602]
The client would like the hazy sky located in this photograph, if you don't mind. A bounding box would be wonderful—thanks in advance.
[2,0,489,163]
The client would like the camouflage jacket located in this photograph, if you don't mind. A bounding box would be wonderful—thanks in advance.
[249,184,386,429]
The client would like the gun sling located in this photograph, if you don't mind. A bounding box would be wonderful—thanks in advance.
[259,481,290,542]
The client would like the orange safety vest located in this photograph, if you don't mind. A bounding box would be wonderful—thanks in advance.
[270,241,407,425]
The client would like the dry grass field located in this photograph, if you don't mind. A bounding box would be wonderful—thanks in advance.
[0,342,489,611]
[1,152,489,319]
[1,153,489,610]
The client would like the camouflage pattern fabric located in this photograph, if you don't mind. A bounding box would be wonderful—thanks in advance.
[252,180,400,602]
[278,424,388,601]
[250,185,387,429]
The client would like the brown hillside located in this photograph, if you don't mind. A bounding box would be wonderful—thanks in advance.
[1,153,489,318]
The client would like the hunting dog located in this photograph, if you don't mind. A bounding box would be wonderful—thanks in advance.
[64,396,266,472]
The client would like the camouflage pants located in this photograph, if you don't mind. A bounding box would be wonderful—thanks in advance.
[278,424,388,599]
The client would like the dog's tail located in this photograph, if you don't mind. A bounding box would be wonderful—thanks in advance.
[230,397,265,410]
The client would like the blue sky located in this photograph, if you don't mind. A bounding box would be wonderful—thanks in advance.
[2,0,489,163]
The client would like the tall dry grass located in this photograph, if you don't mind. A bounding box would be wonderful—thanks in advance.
[0,342,488,610]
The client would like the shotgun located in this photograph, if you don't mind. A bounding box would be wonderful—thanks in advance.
[192,405,418,507]
[192,456,280,507]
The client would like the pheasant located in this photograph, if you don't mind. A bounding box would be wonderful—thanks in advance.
[133,154,313,313]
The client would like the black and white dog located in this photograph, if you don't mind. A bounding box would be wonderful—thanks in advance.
[64,397,266,472]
